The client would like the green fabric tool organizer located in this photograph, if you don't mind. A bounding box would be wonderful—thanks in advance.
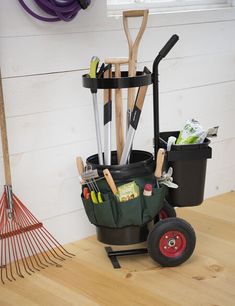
[81,176,166,229]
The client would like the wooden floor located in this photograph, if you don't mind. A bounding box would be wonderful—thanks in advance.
[0,192,235,306]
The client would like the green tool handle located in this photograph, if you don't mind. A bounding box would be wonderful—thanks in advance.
[89,56,99,94]
[89,56,100,78]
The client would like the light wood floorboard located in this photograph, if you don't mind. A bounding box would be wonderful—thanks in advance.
[0,192,234,306]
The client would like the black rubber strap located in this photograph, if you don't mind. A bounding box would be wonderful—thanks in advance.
[104,100,112,125]
[130,105,141,130]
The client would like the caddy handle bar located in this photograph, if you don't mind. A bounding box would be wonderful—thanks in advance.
[152,34,179,160]
[159,34,179,59]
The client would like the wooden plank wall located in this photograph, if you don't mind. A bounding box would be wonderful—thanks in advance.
[0,0,234,243]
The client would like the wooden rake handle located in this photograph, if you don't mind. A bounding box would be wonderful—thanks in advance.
[0,71,12,186]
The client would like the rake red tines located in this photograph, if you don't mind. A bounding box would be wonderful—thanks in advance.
[0,72,74,284]
[0,188,74,284]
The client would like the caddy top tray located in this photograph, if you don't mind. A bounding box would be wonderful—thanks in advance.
[82,68,152,90]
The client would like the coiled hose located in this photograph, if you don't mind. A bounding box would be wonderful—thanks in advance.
[18,0,91,22]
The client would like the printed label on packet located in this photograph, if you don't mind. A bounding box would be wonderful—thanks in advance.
[176,119,207,145]
[117,181,140,203]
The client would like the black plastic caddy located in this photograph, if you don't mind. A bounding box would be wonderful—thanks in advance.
[160,131,212,206]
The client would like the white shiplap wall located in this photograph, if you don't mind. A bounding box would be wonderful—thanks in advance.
[0,0,234,244]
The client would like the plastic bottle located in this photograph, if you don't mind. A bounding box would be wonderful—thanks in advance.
[143,184,152,196]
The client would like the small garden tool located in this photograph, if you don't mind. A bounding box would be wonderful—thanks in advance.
[158,167,178,189]
[82,164,103,204]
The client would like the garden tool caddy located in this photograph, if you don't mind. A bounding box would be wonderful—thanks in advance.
[81,35,212,269]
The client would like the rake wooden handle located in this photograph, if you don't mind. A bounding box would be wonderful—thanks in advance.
[103,169,118,195]
[0,71,12,186]
[155,149,165,179]
[123,10,149,112]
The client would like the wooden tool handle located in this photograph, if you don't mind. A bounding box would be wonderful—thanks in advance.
[114,63,124,163]
[103,68,112,105]
[155,149,165,179]
[76,156,85,184]
[103,169,118,195]
[123,10,149,111]
[103,69,110,105]
[123,9,149,66]
[0,71,12,186]
[108,67,112,101]
[76,156,84,176]
[123,10,148,18]
[135,85,148,111]
[105,58,127,163]
[105,58,128,65]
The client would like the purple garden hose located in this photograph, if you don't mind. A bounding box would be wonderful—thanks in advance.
[18,0,91,22]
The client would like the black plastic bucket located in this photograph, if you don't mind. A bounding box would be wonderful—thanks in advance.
[86,150,155,245]
[160,131,212,207]
[87,150,155,182]
[96,224,152,245]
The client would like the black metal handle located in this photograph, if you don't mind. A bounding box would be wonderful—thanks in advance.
[159,34,179,59]
[152,34,179,160]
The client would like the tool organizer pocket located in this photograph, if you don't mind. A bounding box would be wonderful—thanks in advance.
[142,187,165,224]
[81,194,116,228]
[81,184,166,229]
[81,195,97,225]
[114,195,143,228]
[93,194,117,228]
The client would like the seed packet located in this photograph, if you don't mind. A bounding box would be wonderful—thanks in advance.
[117,181,140,203]
[176,119,207,145]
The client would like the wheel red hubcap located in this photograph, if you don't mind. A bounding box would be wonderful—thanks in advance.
[159,231,186,258]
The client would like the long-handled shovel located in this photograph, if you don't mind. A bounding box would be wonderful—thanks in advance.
[123,10,149,123]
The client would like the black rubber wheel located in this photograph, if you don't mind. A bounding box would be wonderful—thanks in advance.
[154,200,176,223]
[147,217,196,267]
